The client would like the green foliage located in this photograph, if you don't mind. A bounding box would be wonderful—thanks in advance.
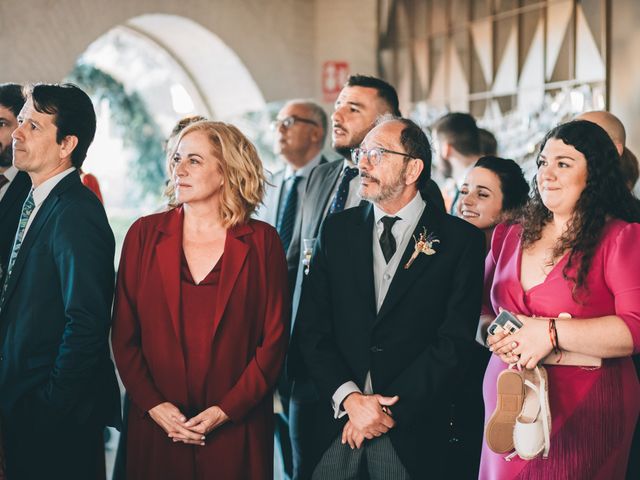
[67,62,166,200]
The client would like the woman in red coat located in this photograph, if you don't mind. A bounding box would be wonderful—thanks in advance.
[112,121,289,479]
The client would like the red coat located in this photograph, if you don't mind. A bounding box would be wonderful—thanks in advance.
[111,208,289,480]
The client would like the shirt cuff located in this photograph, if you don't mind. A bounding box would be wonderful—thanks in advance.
[332,381,361,419]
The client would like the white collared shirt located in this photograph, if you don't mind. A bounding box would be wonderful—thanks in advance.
[23,167,76,238]
[0,165,19,201]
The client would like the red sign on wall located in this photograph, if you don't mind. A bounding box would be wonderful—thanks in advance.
[322,61,350,102]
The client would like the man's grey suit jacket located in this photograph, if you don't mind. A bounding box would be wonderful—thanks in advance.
[255,168,286,227]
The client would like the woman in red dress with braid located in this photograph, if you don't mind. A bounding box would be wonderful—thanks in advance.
[112,121,289,479]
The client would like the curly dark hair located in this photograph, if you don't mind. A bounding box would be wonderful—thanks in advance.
[518,120,640,297]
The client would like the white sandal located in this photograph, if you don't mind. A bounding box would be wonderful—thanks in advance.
[512,365,551,460]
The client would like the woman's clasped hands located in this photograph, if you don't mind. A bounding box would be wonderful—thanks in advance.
[149,402,229,446]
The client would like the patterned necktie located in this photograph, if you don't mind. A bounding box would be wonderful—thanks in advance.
[328,166,359,215]
[1,190,35,303]
[0,174,9,190]
[276,175,302,252]
[379,216,400,263]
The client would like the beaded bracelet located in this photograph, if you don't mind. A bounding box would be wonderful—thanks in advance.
[548,318,563,363]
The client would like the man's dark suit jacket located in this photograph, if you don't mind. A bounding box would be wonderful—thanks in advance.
[0,170,30,269]
[297,201,485,478]
[287,159,446,381]
[0,171,121,479]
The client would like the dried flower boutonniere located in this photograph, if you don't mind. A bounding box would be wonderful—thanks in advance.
[404,227,439,269]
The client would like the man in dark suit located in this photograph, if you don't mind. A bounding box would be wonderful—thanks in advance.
[0,83,120,479]
[0,84,29,277]
[285,75,402,479]
[285,75,445,480]
[298,117,485,479]
[255,99,328,479]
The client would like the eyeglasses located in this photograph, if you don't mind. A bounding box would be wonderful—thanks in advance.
[351,147,414,166]
[270,116,318,131]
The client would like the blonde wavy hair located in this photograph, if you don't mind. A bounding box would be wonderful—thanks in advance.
[164,115,207,206]
[166,121,266,228]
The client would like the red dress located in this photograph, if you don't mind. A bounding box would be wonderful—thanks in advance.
[180,252,222,416]
[480,221,640,479]
[111,208,289,480]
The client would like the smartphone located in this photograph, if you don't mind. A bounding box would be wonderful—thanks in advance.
[487,310,523,336]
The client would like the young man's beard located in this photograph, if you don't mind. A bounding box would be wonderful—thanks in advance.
[334,145,352,160]
[0,145,12,168]
[333,127,369,161]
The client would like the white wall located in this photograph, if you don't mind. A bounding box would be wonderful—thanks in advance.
[0,0,378,105]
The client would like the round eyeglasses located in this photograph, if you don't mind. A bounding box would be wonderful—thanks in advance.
[270,116,318,131]
[351,147,414,166]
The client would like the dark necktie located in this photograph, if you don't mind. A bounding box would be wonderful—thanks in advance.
[379,216,400,263]
[276,175,302,252]
[0,174,9,190]
[328,166,359,215]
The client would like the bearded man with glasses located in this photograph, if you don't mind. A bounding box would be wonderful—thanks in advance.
[297,116,485,479]
[285,75,446,479]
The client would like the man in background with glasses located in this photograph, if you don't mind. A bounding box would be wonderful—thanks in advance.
[297,116,485,479]
[257,99,327,257]
[256,99,328,480]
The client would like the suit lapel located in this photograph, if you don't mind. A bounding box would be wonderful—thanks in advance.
[210,223,251,344]
[310,161,342,237]
[1,196,56,312]
[155,208,184,350]
[0,172,30,223]
[350,205,376,317]
[374,206,443,326]
[1,173,77,311]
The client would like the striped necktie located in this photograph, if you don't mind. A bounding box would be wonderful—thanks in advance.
[1,190,35,304]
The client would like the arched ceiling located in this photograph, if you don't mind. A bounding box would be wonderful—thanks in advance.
[126,14,265,118]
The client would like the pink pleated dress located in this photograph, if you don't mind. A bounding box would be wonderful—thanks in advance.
[480,221,640,480]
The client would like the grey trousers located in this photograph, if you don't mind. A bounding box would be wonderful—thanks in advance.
[311,435,411,480]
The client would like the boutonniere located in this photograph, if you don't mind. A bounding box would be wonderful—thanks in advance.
[404,227,440,269]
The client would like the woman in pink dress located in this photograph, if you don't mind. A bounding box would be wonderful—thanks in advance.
[480,120,640,479]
